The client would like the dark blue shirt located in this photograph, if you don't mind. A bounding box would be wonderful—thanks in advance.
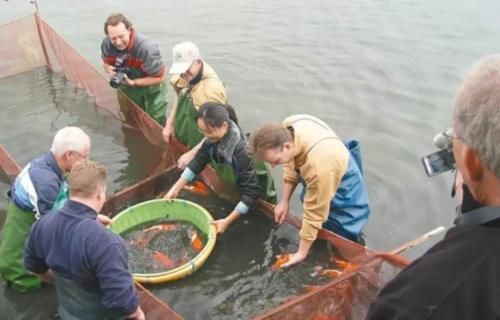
[24,200,138,316]
[11,152,65,216]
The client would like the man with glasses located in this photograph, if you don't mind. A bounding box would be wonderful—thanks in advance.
[101,13,168,125]
[24,160,144,319]
[366,55,500,319]
[0,126,91,292]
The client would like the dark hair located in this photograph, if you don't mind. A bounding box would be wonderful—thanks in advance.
[195,102,238,128]
[104,13,132,35]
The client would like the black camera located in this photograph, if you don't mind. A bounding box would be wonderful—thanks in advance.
[109,56,129,89]
[421,128,455,177]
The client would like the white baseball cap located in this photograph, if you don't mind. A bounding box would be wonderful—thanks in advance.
[169,42,201,74]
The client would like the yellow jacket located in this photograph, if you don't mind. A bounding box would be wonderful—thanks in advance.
[283,115,349,243]
[170,62,227,108]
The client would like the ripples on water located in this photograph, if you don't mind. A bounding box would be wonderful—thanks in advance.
[2,0,500,318]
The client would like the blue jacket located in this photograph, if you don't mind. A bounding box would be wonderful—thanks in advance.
[24,200,138,317]
[11,152,65,217]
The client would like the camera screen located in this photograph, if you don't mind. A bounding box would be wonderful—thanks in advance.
[421,149,455,177]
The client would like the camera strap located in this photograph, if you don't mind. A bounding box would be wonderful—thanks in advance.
[454,206,500,226]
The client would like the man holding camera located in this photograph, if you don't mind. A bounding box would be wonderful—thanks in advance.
[101,13,167,125]
[366,55,500,319]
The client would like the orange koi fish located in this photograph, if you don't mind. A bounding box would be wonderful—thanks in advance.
[312,268,342,278]
[182,180,209,196]
[272,254,291,270]
[143,223,178,233]
[332,258,359,272]
[189,230,203,253]
[129,223,179,247]
[303,284,322,293]
[152,251,175,269]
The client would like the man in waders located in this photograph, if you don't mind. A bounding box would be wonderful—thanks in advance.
[162,41,227,160]
[0,127,91,292]
[162,42,276,202]
[249,114,371,267]
[24,160,144,319]
[101,13,168,125]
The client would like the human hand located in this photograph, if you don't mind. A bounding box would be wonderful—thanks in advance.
[103,64,116,77]
[210,218,230,234]
[122,74,136,87]
[96,214,112,226]
[280,251,306,268]
[163,187,179,201]
[162,122,174,143]
[274,200,289,224]
[177,150,195,169]
[126,306,145,320]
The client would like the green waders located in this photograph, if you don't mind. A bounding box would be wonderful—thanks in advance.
[119,81,168,125]
[0,184,69,292]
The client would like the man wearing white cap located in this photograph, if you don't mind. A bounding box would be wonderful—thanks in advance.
[162,42,227,167]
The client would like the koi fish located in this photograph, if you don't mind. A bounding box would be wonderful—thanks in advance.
[143,223,179,233]
[332,258,359,272]
[152,251,175,269]
[303,284,322,293]
[129,223,179,247]
[189,229,203,253]
[272,254,291,270]
[182,180,210,196]
[311,268,342,278]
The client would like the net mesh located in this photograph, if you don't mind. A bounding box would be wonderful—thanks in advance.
[0,13,409,320]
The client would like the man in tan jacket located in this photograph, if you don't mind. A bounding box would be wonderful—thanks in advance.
[249,114,370,267]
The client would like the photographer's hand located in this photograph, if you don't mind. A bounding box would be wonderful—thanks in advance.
[123,74,136,87]
[102,62,116,77]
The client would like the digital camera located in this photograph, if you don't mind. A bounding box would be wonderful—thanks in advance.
[421,128,455,177]
[109,56,129,89]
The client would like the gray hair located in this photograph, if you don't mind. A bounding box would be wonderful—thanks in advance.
[453,55,500,177]
[50,127,90,156]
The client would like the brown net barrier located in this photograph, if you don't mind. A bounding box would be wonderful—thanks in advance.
[254,257,406,320]
[0,13,410,320]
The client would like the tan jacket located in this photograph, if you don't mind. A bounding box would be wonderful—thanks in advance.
[170,62,227,108]
[283,115,349,243]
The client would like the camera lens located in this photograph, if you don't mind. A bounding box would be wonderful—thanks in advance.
[109,71,125,88]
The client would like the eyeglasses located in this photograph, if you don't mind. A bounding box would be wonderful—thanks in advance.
[70,150,89,159]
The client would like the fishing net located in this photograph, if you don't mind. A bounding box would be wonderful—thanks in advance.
[0,13,410,320]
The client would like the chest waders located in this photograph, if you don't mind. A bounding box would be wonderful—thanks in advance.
[174,92,204,149]
[0,182,69,292]
[119,67,167,125]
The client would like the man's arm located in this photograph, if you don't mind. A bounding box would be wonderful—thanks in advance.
[24,222,50,278]
[123,74,165,87]
[163,95,178,142]
[94,242,140,317]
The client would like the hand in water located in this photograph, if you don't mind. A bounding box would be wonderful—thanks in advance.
[280,251,306,268]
